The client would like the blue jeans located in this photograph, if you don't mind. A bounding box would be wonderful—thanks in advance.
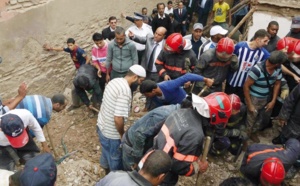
[97,126,123,171]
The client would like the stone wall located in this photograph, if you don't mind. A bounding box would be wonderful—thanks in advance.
[0,0,161,99]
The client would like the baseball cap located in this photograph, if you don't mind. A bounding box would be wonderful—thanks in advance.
[193,23,203,30]
[129,64,146,77]
[291,16,300,29]
[192,94,210,118]
[210,25,228,36]
[134,15,143,21]
[0,114,29,148]
[20,153,57,186]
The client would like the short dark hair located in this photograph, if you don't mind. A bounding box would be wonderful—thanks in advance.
[169,13,174,18]
[157,2,165,9]
[67,38,75,44]
[167,1,173,5]
[219,177,254,186]
[152,8,158,14]
[92,33,103,41]
[51,94,66,105]
[268,50,288,64]
[108,16,117,22]
[142,7,147,11]
[253,29,270,40]
[268,21,279,28]
[76,75,89,88]
[115,27,125,35]
[142,150,172,177]
[140,80,157,93]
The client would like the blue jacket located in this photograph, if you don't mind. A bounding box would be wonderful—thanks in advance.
[151,73,204,108]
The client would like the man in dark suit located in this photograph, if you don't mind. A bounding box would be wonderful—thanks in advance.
[173,1,188,36]
[151,3,172,37]
[101,16,121,40]
[128,27,167,82]
[197,0,213,27]
[169,13,181,33]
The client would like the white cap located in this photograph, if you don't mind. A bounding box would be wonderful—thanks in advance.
[192,94,210,118]
[210,25,228,36]
[129,65,146,77]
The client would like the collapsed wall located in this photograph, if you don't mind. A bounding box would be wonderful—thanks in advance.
[0,0,160,98]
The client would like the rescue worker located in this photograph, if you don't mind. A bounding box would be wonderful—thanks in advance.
[240,138,300,185]
[150,92,232,185]
[155,33,197,82]
[210,94,246,156]
[193,37,238,95]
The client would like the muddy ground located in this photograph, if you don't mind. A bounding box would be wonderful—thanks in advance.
[35,91,300,186]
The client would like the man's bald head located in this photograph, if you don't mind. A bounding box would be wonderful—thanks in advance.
[154,27,167,42]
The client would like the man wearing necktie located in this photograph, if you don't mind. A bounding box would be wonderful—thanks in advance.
[128,27,167,111]
[173,2,188,36]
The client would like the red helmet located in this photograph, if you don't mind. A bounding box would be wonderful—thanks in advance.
[203,92,232,125]
[164,33,186,53]
[260,157,285,186]
[228,94,241,111]
[276,37,298,54]
[293,40,300,55]
[216,37,234,54]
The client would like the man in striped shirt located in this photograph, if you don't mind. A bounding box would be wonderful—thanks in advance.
[97,65,146,174]
[243,51,286,143]
[226,29,271,103]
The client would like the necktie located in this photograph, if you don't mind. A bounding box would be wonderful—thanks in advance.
[148,43,159,71]
[179,9,182,16]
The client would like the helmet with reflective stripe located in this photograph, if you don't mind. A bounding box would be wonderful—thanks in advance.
[203,92,232,125]
[276,37,298,54]
[260,157,285,185]
[216,37,234,54]
[228,94,241,111]
[164,33,186,53]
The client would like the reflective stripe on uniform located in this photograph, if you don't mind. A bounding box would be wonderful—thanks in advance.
[246,147,284,164]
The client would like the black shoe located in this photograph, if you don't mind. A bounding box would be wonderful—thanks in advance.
[272,135,282,145]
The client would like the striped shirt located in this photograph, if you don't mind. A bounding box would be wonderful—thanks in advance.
[97,78,132,139]
[16,95,52,127]
[228,41,270,87]
[248,62,282,98]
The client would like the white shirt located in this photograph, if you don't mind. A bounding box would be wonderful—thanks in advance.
[151,40,164,72]
[0,109,46,146]
[126,23,153,51]
[164,7,173,15]
[201,0,208,8]
[0,169,14,186]
[158,14,166,19]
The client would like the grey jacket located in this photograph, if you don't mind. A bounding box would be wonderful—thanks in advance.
[132,34,165,71]
[106,37,138,73]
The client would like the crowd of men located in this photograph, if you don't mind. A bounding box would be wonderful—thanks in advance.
[1,0,300,185]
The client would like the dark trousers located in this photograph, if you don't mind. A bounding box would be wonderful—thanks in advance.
[198,8,209,27]
[137,50,145,65]
[225,82,245,104]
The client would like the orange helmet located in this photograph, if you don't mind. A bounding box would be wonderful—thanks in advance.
[260,157,285,186]
[203,92,232,125]
[276,37,298,54]
[228,94,241,111]
[216,37,235,54]
[164,33,186,53]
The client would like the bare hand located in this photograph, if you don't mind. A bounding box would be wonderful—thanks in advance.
[106,74,110,83]
[121,12,126,18]
[265,101,275,112]
[18,82,27,98]
[43,44,51,51]
[247,104,256,114]
[164,75,171,81]
[128,30,134,38]
[293,75,300,83]
[279,119,287,127]
[184,81,191,88]
[97,70,102,78]
[198,159,209,173]
[204,78,214,87]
